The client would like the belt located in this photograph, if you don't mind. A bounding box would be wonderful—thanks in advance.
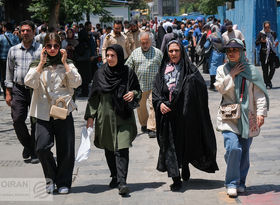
[14,83,30,90]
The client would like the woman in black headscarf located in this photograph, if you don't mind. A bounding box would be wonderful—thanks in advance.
[153,40,219,191]
[85,44,141,196]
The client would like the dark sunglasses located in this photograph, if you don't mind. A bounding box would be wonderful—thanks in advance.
[45,44,60,50]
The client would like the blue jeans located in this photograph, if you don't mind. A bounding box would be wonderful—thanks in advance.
[222,131,253,188]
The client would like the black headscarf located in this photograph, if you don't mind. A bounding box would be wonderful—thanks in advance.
[153,40,218,177]
[90,44,141,119]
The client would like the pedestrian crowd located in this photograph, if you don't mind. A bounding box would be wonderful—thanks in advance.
[0,15,276,197]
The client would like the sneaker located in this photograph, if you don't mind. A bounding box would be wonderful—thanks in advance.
[148,130,156,138]
[22,147,30,159]
[46,184,55,194]
[118,183,130,196]
[58,187,69,194]
[30,156,40,164]
[141,126,147,133]
[109,177,118,188]
[237,186,245,193]
[227,188,237,197]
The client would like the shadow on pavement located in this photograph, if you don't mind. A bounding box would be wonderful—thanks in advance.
[240,184,280,196]
[178,178,224,192]
[70,182,165,194]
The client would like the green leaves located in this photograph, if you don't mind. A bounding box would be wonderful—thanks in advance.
[28,0,110,24]
[180,0,226,15]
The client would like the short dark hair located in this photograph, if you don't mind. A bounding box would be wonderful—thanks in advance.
[20,20,35,31]
[85,21,91,27]
[263,21,270,27]
[43,32,61,47]
[114,20,123,25]
[167,26,172,33]
[3,22,13,31]
[40,25,47,32]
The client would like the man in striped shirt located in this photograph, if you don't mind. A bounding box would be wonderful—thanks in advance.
[125,32,163,138]
[5,20,42,163]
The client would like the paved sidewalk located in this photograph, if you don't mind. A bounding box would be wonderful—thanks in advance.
[0,67,279,205]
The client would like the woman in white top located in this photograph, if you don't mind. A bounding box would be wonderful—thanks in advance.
[215,38,269,197]
[24,33,81,194]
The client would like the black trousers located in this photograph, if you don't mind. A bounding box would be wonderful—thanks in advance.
[76,60,91,96]
[105,148,129,184]
[260,53,275,86]
[11,84,36,156]
[0,59,6,97]
[35,114,75,188]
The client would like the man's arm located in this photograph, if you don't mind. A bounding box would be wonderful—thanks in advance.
[5,48,15,106]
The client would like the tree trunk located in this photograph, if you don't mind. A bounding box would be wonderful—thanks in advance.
[48,0,60,30]
[86,11,90,22]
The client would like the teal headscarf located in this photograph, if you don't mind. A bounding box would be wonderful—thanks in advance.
[224,38,269,139]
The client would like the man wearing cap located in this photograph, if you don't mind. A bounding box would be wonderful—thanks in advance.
[222,21,245,46]
[127,20,142,49]
[102,20,134,63]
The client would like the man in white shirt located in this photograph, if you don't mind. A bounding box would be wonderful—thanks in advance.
[222,21,246,47]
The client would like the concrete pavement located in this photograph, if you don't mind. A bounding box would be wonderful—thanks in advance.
[0,66,279,205]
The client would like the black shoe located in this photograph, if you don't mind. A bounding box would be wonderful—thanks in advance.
[118,183,130,195]
[182,166,190,181]
[170,181,182,192]
[109,177,118,188]
[148,130,156,138]
[22,147,31,159]
[30,156,40,164]
[141,126,147,133]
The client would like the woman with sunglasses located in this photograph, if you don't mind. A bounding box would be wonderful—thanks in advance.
[215,39,269,197]
[24,32,82,194]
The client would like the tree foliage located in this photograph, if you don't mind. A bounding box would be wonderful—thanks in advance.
[28,0,111,26]
[180,0,227,15]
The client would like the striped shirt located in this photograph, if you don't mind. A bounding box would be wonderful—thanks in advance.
[125,46,163,91]
[5,40,42,88]
[0,32,19,60]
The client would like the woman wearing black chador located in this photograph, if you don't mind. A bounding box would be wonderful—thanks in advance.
[153,40,219,191]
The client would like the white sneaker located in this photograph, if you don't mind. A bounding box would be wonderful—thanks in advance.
[58,187,69,194]
[237,187,245,193]
[227,188,237,197]
[46,184,55,194]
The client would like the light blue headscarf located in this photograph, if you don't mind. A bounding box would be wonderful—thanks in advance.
[224,38,269,139]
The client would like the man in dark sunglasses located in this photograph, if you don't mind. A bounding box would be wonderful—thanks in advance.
[5,20,42,164]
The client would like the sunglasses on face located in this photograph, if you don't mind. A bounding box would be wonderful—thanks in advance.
[45,44,60,50]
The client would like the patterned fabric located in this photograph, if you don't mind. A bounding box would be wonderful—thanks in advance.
[125,46,163,91]
[5,40,42,88]
[164,63,181,101]
[0,32,19,60]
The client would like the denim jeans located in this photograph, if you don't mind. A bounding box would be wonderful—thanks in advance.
[222,131,253,188]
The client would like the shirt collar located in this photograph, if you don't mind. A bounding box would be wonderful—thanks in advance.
[20,39,36,50]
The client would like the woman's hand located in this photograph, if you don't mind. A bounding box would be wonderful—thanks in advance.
[61,49,68,65]
[160,103,171,115]
[123,91,134,102]
[87,118,94,128]
[257,115,264,128]
[37,48,47,73]
[229,63,245,79]
[39,48,47,65]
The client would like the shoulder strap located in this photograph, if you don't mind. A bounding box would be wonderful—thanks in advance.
[4,34,12,47]
[239,77,246,103]
[41,72,52,103]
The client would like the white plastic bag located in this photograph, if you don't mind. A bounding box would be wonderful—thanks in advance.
[76,126,93,162]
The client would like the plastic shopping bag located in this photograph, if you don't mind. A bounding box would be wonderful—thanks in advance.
[76,126,93,162]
